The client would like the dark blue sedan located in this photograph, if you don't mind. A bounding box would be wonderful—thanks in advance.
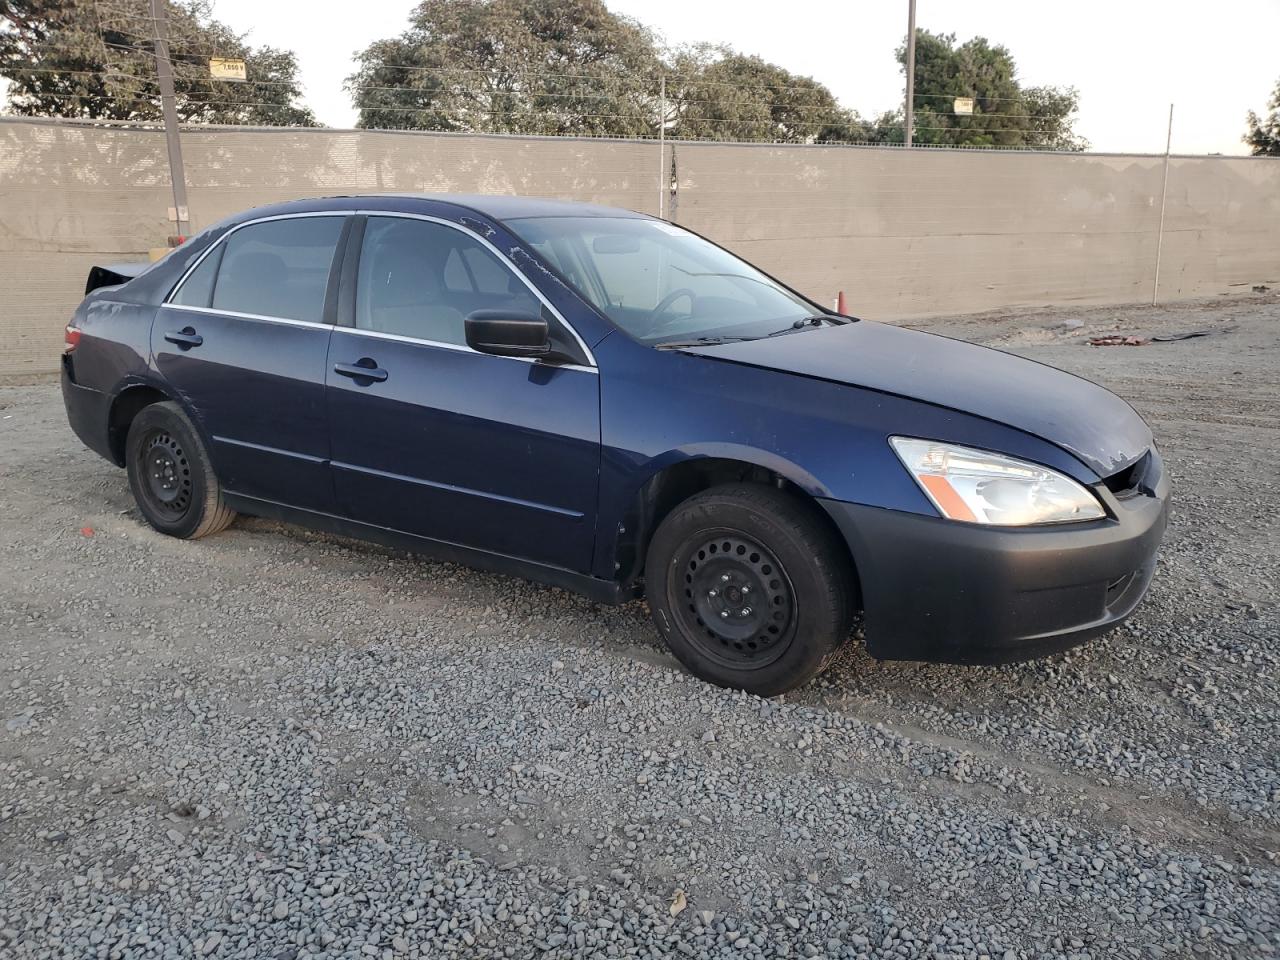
[61,194,1169,694]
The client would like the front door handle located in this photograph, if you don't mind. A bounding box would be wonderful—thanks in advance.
[164,327,203,349]
[333,359,388,383]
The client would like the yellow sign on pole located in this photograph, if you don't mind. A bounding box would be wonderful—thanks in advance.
[209,58,247,82]
[953,97,975,115]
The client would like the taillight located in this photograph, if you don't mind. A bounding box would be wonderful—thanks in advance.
[64,325,81,354]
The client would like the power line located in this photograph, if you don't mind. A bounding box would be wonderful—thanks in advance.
[1,37,1087,148]
[910,91,1062,105]
[9,91,1063,139]
[6,66,1070,122]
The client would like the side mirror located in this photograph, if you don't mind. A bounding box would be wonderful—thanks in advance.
[465,309,550,358]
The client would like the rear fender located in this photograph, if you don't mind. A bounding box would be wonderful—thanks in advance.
[68,299,156,393]
[104,375,213,467]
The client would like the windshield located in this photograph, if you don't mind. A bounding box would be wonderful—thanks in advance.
[506,216,821,344]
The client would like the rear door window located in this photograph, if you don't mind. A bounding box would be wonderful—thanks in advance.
[209,216,345,322]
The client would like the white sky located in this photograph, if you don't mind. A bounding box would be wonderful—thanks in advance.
[15,0,1280,154]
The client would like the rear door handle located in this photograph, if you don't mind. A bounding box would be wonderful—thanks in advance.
[333,360,388,383]
[164,328,203,349]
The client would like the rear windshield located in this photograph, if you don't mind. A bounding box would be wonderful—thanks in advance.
[506,217,818,344]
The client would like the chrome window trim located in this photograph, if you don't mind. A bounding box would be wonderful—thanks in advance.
[165,207,599,370]
[354,209,597,369]
[160,303,331,330]
[335,325,597,375]
[165,211,352,312]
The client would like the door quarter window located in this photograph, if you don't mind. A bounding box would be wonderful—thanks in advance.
[200,216,345,323]
[170,243,224,308]
[356,216,542,346]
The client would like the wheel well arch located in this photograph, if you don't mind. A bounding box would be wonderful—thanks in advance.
[613,456,858,597]
[106,384,171,466]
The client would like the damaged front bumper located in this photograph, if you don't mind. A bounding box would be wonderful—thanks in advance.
[820,449,1170,664]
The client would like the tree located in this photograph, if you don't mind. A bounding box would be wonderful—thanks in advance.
[347,0,661,136]
[1245,78,1280,156]
[664,45,866,143]
[895,29,1085,150]
[860,109,905,145]
[0,0,317,126]
[348,1,866,143]
[347,6,1087,148]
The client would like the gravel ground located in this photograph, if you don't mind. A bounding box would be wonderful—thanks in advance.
[1,294,1278,959]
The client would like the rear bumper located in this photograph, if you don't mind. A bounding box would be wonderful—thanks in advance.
[61,360,116,464]
[821,460,1169,664]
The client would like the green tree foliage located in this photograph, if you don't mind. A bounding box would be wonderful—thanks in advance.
[900,30,1085,150]
[1244,78,1280,155]
[0,0,317,125]
[349,6,1088,148]
[664,44,866,143]
[349,0,864,142]
[347,0,661,136]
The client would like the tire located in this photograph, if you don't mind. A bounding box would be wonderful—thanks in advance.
[644,483,857,696]
[125,401,236,540]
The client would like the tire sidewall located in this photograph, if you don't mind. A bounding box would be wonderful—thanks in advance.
[125,402,214,539]
[646,489,848,696]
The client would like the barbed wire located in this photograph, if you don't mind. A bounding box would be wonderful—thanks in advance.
[3,17,1089,151]
[2,113,1117,154]
[8,89,1069,139]
[6,0,1093,156]
[3,64,1074,120]
[910,91,1070,105]
[40,1,1078,106]
[45,21,1078,105]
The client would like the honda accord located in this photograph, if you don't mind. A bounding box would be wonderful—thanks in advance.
[61,194,1169,694]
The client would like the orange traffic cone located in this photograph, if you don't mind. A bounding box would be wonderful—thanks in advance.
[836,291,846,315]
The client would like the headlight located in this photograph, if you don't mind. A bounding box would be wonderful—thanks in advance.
[889,437,1106,526]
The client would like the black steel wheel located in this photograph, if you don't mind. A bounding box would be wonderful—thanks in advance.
[125,401,236,539]
[136,428,194,519]
[645,483,858,696]
[674,532,796,668]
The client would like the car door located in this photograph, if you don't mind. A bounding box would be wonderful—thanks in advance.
[325,213,601,572]
[155,213,349,512]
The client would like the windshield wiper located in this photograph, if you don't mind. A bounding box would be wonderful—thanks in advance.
[761,316,831,338]
[654,318,835,350]
[653,335,760,350]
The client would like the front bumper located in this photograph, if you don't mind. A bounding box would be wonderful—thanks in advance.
[821,455,1170,664]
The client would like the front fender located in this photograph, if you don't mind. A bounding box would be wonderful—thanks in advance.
[637,442,829,497]
[591,443,826,582]
[593,333,1105,583]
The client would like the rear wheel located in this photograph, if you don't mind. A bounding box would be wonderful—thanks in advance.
[125,401,236,539]
[644,483,856,696]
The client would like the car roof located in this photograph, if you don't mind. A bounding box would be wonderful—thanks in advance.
[230,194,654,225]
[380,193,654,221]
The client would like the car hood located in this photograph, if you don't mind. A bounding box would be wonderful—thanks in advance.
[687,321,1152,478]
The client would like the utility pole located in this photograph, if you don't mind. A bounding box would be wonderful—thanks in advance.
[1152,103,1174,306]
[150,0,190,238]
[904,0,916,148]
[658,74,666,219]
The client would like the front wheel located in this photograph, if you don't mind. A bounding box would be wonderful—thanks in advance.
[125,401,236,539]
[644,483,857,696]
